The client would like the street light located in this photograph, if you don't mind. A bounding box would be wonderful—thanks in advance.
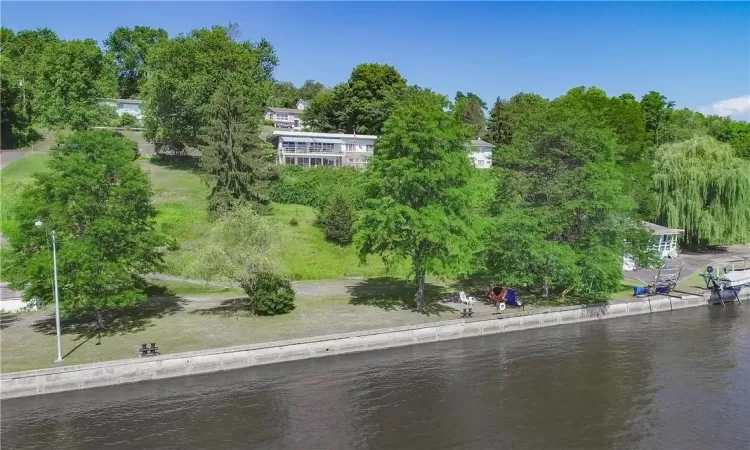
[35,220,63,364]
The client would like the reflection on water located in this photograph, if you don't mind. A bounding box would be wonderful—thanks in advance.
[2,304,748,450]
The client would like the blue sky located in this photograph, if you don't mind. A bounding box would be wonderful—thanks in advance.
[3,2,749,118]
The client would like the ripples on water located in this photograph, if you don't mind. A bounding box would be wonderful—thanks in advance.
[2,304,749,449]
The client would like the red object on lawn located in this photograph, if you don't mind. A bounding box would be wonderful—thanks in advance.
[488,286,507,306]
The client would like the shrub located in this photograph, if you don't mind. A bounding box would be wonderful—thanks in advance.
[289,217,299,227]
[118,113,138,129]
[317,192,355,245]
[269,165,365,209]
[263,119,275,126]
[240,270,296,316]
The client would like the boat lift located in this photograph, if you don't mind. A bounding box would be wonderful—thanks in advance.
[700,264,747,307]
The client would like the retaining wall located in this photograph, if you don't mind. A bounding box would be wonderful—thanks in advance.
[1,294,707,399]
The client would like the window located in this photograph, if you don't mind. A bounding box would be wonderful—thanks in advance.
[285,157,295,165]
[365,145,375,152]
[346,144,355,152]
[296,157,310,167]
[309,142,335,153]
[310,158,322,166]
[477,160,485,167]
[276,113,288,120]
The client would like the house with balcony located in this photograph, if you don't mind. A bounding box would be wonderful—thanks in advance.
[267,131,377,168]
[265,100,308,131]
[469,139,494,168]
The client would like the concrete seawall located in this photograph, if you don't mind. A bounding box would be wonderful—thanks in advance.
[1,294,708,399]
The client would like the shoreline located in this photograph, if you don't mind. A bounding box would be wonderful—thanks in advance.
[0,293,713,399]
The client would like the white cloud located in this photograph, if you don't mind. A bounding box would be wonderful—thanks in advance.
[701,95,750,121]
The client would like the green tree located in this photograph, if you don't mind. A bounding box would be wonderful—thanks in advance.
[35,39,117,130]
[142,25,277,154]
[297,79,326,100]
[269,81,299,108]
[199,75,278,216]
[104,26,168,99]
[4,131,169,326]
[654,136,750,247]
[303,63,407,135]
[640,91,675,146]
[356,89,478,312]
[488,91,641,298]
[0,55,30,148]
[486,93,547,146]
[317,192,355,245]
[454,91,487,137]
[0,27,59,126]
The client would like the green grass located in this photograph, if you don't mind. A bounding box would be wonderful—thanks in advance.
[145,278,243,296]
[1,153,51,236]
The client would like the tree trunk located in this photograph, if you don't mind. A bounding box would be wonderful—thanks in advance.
[96,310,105,329]
[541,278,549,298]
[415,270,426,313]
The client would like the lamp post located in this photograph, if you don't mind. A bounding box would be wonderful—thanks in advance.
[35,220,63,364]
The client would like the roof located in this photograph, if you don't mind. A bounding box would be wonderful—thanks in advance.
[470,139,495,148]
[643,221,684,236]
[268,130,378,141]
[115,99,143,105]
[267,107,302,114]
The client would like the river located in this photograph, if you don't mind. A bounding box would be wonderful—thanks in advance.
[2,304,748,449]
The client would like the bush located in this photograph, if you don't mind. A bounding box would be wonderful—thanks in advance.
[118,113,139,129]
[240,270,296,316]
[317,193,355,245]
[289,217,299,227]
[263,119,275,126]
[269,165,365,209]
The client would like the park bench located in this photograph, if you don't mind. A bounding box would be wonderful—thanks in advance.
[139,343,160,357]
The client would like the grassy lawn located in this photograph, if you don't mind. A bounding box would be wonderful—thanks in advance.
[0,285,459,373]
[141,156,406,280]
[1,152,51,236]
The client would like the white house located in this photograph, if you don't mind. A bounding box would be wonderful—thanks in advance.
[267,130,377,168]
[644,221,684,258]
[469,139,494,168]
[265,100,308,131]
[104,99,144,120]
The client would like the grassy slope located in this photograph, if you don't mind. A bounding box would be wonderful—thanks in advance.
[143,158,405,280]
[1,153,51,237]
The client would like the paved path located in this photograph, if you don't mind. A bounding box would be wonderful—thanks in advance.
[624,245,750,284]
[0,150,29,170]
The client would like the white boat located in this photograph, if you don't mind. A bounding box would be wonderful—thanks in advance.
[719,268,750,288]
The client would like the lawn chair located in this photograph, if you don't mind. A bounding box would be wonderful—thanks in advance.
[459,291,476,306]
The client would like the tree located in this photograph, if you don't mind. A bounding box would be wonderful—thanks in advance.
[35,39,117,130]
[486,93,547,146]
[3,131,169,326]
[142,25,277,154]
[356,89,478,312]
[454,91,487,137]
[303,63,407,135]
[0,55,29,148]
[0,27,59,126]
[640,91,675,146]
[104,26,167,99]
[183,205,295,315]
[269,81,299,108]
[317,192,355,245]
[297,79,326,100]
[654,136,750,247]
[199,75,277,216]
[487,91,641,299]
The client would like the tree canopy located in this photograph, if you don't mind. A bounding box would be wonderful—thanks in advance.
[654,136,750,247]
[454,91,487,138]
[303,63,407,135]
[142,25,277,154]
[35,39,117,130]
[4,131,169,325]
[104,26,167,99]
[356,89,478,312]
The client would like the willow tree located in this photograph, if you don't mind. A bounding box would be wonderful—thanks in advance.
[654,136,750,247]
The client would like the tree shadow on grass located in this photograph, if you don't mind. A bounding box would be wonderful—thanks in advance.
[0,313,19,330]
[30,296,188,347]
[347,277,455,316]
[189,297,251,317]
[148,154,202,174]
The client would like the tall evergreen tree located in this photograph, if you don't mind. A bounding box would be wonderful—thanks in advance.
[199,75,277,216]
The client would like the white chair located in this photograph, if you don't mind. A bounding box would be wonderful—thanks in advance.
[459,291,476,306]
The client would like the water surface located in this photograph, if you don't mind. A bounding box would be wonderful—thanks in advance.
[2,304,748,449]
